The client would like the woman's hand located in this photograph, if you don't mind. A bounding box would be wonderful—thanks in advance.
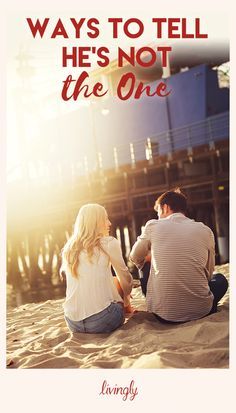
[123,295,137,314]
[114,277,137,314]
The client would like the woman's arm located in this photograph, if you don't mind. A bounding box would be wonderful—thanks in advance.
[108,238,133,296]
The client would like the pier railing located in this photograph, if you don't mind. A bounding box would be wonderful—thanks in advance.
[126,111,229,166]
[7,111,229,183]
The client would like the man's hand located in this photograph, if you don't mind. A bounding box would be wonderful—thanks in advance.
[145,254,151,263]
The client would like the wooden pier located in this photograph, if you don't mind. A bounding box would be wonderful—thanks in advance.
[7,129,229,306]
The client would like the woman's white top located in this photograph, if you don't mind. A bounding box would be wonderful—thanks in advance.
[63,236,133,321]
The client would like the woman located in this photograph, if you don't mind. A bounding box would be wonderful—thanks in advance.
[61,203,133,333]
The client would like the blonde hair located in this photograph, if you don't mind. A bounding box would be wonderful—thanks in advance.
[62,204,108,278]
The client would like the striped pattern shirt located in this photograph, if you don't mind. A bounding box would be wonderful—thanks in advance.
[130,213,215,322]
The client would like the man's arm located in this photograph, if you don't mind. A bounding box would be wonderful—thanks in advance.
[130,222,152,269]
[206,229,215,280]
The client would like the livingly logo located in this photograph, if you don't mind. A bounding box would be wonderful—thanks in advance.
[99,379,138,401]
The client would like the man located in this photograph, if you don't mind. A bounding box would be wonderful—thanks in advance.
[130,189,228,323]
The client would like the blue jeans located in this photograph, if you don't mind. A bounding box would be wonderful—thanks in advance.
[208,273,229,314]
[65,302,125,333]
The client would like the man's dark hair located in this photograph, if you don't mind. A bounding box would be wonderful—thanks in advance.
[154,188,187,214]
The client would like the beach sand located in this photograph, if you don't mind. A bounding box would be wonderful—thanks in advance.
[6,264,229,369]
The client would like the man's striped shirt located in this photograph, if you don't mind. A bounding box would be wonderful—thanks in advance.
[130,213,215,322]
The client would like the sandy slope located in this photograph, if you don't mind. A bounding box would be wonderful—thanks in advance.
[6,264,229,369]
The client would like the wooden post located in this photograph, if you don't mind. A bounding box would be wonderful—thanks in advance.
[123,171,137,245]
[211,154,229,263]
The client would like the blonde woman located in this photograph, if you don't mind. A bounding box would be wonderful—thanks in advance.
[61,204,133,334]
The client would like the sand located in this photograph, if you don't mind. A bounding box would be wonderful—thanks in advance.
[6,264,229,369]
